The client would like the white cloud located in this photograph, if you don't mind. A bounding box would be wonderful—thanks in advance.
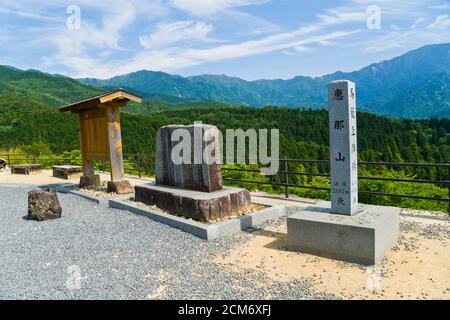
[317,8,367,26]
[281,50,295,56]
[91,29,359,78]
[364,25,450,52]
[39,0,363,78]
[350,0,431,20]
[139,21,215,49]
[169,0,267,15]
[0,7,61,21]
[411,17,425,29]
[293,45,312,53]
[25,0,167,76]
[428,3,450,10]
[224,9,282,36]
[3,0,447,79]
[427,14,450,29]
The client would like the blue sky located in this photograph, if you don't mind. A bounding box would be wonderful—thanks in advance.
[0,0,449,80]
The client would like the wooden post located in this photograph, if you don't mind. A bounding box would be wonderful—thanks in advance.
[78,113,95,177]
[106,102,125,182]
[137,152,142,178]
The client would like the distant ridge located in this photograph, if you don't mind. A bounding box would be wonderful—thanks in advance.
[78,43,450,119]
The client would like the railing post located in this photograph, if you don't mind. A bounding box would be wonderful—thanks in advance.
[137,152,142,178]
[284,157,289,198]
[7,152,10,166]
[447,162,450,216]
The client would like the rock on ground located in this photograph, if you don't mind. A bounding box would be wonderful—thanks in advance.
[28,189,62,221]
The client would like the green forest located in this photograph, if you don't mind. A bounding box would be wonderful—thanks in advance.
[1,102,449,212]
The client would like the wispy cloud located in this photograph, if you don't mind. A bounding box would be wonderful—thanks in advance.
[428,3,450,10]
[139,20,216,49]
[77,29,359,78]
[427,14,450,29]
[1,0,449,79]
[0,7,61,22]
[38,0,365,78]
[317,8,367,26]
[364,25,450,52]
[410,17,425,29]
[169,0,268,16]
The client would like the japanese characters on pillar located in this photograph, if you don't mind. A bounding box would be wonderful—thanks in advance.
[328,80,358,215]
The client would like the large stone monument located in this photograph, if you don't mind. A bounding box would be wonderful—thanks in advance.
[155,125,223,192]
[135,124,251,222]
[287,81,399,265]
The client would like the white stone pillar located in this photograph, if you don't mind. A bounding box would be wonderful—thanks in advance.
[328,80,358,215]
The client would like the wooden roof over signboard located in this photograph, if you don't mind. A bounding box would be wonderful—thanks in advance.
[59,88,142,113]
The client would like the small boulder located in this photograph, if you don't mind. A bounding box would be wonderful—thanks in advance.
[28,189,62,221]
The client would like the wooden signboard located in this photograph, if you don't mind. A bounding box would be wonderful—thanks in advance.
[60,89,142,189]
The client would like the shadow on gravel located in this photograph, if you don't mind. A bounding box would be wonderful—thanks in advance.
[242,227,288,252]
[37,183,77,193]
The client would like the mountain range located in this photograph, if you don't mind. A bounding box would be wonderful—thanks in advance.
[0,43,448,119]
[0,65,101,109]
[79,43,450,119]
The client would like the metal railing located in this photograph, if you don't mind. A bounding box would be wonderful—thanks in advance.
[222,158,450,215]
[1,153,156,178]
[2,153,449,214]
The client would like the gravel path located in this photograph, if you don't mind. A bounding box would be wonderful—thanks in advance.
[0,184,331,300]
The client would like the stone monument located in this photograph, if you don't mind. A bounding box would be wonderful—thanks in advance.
[135,124,251,222]
[287,81,399,265]
[329,81,358,215]
[155,124,222,192]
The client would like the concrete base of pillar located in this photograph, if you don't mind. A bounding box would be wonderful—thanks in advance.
[79,174,100,188]
[287,201,399,265]
[107,180,133,194]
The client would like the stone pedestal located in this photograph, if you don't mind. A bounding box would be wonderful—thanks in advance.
[287,201,399,265]
[79,174,100,188]
[107,180,133,194]
[11,164,43,175]
[156,124,222,192]
[52,165,83,180]
[135,183,251,222]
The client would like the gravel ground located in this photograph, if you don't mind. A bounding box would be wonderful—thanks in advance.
[0,184,333,300]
